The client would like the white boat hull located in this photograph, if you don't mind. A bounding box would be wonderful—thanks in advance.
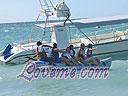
[0,45,35,64]
[93,39,128,56]
[0,39,128,64]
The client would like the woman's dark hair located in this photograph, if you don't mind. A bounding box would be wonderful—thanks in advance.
[80,43,85,47]
[88,44,93,48]
[66,47,70,51]
[53,43,57,48]
[37,41,42,46]
[69,45,74,49]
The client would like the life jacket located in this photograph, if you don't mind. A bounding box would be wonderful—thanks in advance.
[51,48,59,60]
[62,51,72,59]
[85,48,92,58]
[36,46,47,59]
[70,49,75,57]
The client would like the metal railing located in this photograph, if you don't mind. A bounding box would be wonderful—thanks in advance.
[66,23,128,44]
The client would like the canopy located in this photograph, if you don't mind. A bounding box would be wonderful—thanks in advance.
[36,15,128,28]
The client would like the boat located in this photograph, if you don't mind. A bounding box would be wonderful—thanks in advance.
[0,0,127,64]
[32,57,112,70]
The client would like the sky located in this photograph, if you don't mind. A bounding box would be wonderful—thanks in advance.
[0,0,128,23]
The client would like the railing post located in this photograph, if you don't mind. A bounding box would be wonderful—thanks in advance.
[112,28,116,41]
[94,31,97,44]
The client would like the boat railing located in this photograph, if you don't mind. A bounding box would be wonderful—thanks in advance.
[91,27,128,44]
[67,24,128,45]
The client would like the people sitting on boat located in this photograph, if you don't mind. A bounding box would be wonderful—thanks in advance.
[84,44,99,66]
[69,45,75,58]
[36,41,54,64]
[62,47,77,65]
[77,43,99,66]
[50,43,62,63]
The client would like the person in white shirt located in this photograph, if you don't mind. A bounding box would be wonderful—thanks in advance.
[62,47,77,65]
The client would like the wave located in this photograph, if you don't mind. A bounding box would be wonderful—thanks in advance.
[4,29,9,33]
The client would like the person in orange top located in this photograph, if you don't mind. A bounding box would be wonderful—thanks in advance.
[36,41,54,64]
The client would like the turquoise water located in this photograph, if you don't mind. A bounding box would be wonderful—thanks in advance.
[0,60,128,96]
[0,22,128,96]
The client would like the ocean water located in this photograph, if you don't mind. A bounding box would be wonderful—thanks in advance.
[0,21,128,96]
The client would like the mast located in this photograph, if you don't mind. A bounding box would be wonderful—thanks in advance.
[37,0,94,45]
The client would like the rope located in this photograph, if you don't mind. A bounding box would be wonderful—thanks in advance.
[36,13,40,22]
[66,17,95,44]
[28,11,41,44]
